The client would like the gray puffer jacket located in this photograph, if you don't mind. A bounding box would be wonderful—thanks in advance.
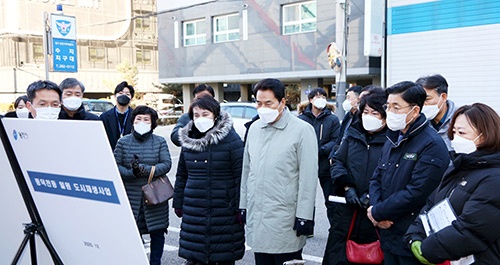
[114,132,172,233]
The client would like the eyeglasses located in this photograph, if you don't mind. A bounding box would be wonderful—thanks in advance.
[383,104,414,114]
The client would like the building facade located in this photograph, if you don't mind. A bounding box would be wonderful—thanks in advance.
[0,0,159,106]
[387,0,500,112]
[157,0,381,106]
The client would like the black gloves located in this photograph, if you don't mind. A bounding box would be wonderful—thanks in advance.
[131,154,146,178]
[359,192,370,209]
[293,218,314,237]
[345,187,361,207]
[237,209,246,225]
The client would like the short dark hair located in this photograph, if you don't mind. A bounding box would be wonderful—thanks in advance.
[448,103,500,152]
[131,105,158,130]
[386,81,426,112]
[26,80,62,102]
[114,81,135,98]
[14,95,29,108]
[359,87,388,119]
[188,94,220,120]
[307,87,327,100]
[415,74,448,94]
[60,78,85,93]
[192,84,215,97]
[347,85,362,95]
[361,85,382,96]
[253,78,285,101]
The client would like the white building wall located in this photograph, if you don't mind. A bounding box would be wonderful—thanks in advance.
[387,0,500,112]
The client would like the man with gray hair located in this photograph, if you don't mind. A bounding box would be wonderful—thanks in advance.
[58,77,99,120]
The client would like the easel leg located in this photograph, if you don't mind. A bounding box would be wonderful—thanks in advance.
[12,223,37,265]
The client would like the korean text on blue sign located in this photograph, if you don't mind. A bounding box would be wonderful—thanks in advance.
[53,38,78,72]
[28,171,120,204]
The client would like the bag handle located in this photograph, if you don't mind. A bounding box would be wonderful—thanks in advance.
[347,209,380,240]
[147,166,156,184]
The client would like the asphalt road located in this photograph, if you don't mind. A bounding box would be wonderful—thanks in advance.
[149,125,329,265]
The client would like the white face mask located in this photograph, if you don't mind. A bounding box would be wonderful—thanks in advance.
[194,117,214,133]
[134,122,151,135]
[362,114,384,132]
[35,107,60,120]
[15,108,29,119]
[63,96,82,111]
[313,98,327,109]
[451,134,482,154]
[342,99,352,111]
[422,96,443,120]
[257,103,282,124]
[386,107,415,131]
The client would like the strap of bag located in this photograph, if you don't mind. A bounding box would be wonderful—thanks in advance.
[347,209,381,240]
[147,166,156,184]
[347,209,357,240]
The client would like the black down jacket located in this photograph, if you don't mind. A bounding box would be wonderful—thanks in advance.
[406,150,500,264]
[114,132,172,233]
[331,120,387,196]
[298,103,340,177]
[173,112,245,263]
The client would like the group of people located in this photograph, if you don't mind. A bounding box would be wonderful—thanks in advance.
[2,75,500,265]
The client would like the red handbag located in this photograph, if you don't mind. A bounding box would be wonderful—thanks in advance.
[346,210,384,264]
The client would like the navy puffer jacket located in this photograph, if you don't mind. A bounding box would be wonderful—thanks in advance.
[173,111,245,263]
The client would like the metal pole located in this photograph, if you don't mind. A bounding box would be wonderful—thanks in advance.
[43,12,50,80]
[335,0,348,119]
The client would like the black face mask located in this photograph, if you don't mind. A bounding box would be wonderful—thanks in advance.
[116,94,131,106]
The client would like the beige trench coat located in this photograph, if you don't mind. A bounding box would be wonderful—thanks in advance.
[240,109,318,253]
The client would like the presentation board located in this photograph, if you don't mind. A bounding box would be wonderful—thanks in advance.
[0,119,149,265]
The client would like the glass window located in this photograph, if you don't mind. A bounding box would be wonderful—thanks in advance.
[183,19,207,46]
[227,106,245,118]
[88,47,105,62]
[213,13,240,43]
[136,50,151,64]
[245,107,258,119]
[135,18,151,30]
[33,43,44,60]
[283,1,317,35]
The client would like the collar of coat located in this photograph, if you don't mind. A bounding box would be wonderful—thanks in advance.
[386,114,428,147]
[259,107,292,129]
[180,111,233,152]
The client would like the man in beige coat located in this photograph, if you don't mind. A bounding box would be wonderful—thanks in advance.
[240,78,318,265]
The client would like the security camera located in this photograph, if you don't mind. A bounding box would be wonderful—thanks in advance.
[242,3,248,8]
[170,16,176,20]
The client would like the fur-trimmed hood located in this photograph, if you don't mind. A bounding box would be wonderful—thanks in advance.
[179,111,233,152]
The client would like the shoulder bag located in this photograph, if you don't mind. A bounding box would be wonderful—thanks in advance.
[141,166,174,206]
[346,209,384,264]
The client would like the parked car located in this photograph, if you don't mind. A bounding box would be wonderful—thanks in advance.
[81,99,114,116]
[220,102,257,139]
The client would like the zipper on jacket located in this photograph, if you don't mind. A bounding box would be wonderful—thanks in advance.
[320,124,323,141]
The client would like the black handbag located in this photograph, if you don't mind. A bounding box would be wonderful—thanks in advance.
[141,166,174,206]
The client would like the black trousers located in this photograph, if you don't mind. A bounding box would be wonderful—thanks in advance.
[254,249,303,265]
[383,252,421,265]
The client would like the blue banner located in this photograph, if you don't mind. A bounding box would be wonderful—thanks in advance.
[28,171,120,204]
[53,38,78,72]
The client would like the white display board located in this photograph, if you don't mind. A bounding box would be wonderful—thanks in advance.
[0,128,53,265]
[0,119,148,265]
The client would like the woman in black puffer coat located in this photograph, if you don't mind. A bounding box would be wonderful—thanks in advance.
[173,95,245,265]
[406,103,500,265]
[323,88,387,265]
[114,106,172,265]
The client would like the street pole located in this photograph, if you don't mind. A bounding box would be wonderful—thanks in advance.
[43,11,50,80]
[335,0,349,119]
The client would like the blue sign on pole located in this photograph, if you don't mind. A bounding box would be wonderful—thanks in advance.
[51,14,77,73]
[53,38,77,72]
